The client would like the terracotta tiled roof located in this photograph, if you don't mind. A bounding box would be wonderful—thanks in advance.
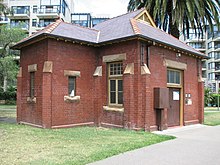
[12,8,207,58]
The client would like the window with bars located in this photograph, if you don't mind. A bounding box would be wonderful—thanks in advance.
[30,72,35,98]
[68,76,76,97]
[108,62,123,105]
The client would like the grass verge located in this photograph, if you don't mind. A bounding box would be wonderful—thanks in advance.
[204,111,220,126]
[204,107,220,111]
[0,107,174,165]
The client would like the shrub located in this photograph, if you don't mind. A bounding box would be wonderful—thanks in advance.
[0,87,5,100]
[210,93,220,107]
[5,86,16,101]
[0,86,16,102]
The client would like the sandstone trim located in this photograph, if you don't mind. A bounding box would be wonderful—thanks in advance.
[165,59,187,70]
[43,61,53,73]
[103,106,124,112]
[64,70,80,77]
[124,63,134,75]
[93,66,102,77]
[103,53,126,63]
[28,64,37,72]
[17,67,22,77]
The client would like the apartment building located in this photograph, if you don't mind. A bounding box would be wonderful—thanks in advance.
[1,0,74,35]
[71,13,109,28]
[184,25,220,92]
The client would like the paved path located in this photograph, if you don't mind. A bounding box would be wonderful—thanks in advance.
[88,124,220,165]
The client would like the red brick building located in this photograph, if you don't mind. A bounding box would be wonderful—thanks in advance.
[13,9,207,131]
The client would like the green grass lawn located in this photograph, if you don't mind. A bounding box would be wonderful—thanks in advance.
[204,107,220,112]
[0,106,174,165]
[0,105,16,118]
[0,104,16,109]
[204,111,220,126]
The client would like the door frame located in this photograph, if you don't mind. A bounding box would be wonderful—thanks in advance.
[167,68,184,126]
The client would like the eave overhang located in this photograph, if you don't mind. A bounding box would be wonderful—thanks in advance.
[11,33,209,60]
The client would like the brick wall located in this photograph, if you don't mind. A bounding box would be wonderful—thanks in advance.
[47,39,97,127]
[18,38,204,129]
[19,40,48,126]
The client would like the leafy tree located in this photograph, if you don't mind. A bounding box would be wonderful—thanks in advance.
[0,0,10,17]
[204,87,214,106]
[0,25,26,91]
[127,0,220,38]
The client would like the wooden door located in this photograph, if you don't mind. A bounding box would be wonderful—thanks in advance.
[168,88,180,127]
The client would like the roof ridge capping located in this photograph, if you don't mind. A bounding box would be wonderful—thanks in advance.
[45,19,63,34]
[92,8,145,28]
[130,19,141,34]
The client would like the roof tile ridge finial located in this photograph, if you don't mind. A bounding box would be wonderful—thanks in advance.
[130,19,141,34]
[45,19,63,34]
[96,31,100,43]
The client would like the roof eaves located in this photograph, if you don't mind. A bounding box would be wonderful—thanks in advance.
[12,32,100,50]
[136,34,208,59]
[11,33,48,49]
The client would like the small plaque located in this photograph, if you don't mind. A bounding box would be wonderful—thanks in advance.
[173,91,180,100]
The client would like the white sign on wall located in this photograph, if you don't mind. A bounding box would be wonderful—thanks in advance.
[173,91,180,100]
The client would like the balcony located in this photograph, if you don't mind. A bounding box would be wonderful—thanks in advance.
[8,8,30,19]
[0,17,8,24]
[36,6,60,19]
[11,22,29,32]
[214,54,220,62]
[215,66,220,73]
[213,32,220,41]
[214,43,220,51]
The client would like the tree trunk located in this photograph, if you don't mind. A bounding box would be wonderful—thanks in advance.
[167,0,180,38]
[3,75,7,92]
[170,23,180,38]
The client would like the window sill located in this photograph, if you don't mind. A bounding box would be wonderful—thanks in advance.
[27,97,36,103]
[64,96,80,103]
[103,106,124,112]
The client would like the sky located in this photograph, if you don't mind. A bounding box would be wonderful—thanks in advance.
[73,0,130,18]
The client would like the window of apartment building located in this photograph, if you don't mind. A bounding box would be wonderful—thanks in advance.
[167,69,181,85]
[208,52,214,58]
[62,1,67,16]
[208,42,212,49]
[108,62,123,105]
[214,42,220,49]
[39,19,55,27]
[208,73,215,80]
[189,42,203,49]
[12,6,30,14]
[10,19,29,29]
[68,76,76,96]
[33,5,37,13]
[72,14,91,27]
[30,72,35,98]
[32,19,37,27]
[208,62,215,70]
[215,52,220,59]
